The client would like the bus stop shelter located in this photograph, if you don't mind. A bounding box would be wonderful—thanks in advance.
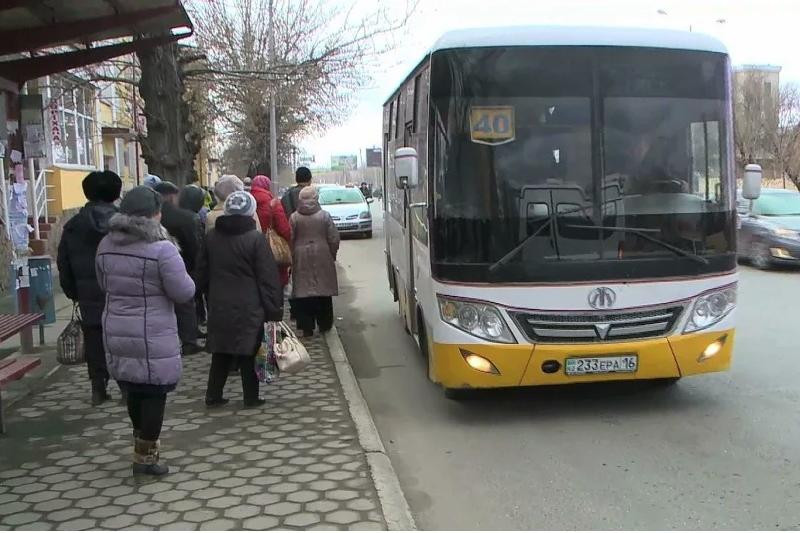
[0,0,193,87]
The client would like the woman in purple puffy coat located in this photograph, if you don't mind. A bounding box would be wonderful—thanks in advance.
[96,186,195,476]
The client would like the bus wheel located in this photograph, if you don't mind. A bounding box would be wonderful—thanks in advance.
[364,231,373,239]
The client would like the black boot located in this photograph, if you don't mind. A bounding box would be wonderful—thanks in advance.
[91,379,110,406]
[132,438,169,476]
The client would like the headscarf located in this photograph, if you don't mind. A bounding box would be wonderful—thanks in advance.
[297,185,320,215]
[251,175,271,191]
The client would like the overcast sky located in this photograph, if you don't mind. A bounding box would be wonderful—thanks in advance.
[300,0,799,166]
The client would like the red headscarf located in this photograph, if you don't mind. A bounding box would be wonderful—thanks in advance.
[251,175,271,191]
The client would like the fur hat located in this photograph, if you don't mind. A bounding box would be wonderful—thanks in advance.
[224,191,257,217]
[82,170,122,203]
[120,186,163,217]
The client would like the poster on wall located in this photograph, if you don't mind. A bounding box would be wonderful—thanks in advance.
[20,94,45,158]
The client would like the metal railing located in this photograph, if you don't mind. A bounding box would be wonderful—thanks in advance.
[0,164,9,240]
[30,164,51,241]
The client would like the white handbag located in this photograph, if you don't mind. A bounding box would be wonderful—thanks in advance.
[274,321,311,373]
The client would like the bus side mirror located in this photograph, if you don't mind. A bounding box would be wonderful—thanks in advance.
[742,164,762,200]
[395,147,418,189]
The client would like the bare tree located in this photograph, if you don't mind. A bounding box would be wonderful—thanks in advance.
[767,84,800,190]
[190,0,415,177]
[734,72,772,169]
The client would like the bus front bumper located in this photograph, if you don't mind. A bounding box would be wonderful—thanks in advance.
[429,329,734,389]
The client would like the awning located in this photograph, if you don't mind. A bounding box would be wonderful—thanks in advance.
[0,0,192,85]
[101,126,136,140]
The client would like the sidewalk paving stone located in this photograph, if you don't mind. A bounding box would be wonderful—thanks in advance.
[0,329,387,530]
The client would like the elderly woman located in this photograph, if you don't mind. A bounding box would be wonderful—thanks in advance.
[207,175,261,233]
[250,175,292,287]
[96,186,195,476]
[197,191,283,407]
[290,186,340,337]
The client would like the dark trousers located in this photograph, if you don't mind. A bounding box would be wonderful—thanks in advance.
[295,296,334,335]
[195,291,207,325]
[126,390,167,441]
[175,299,198,345]
[81,325,108,388]
[206,353,258,403]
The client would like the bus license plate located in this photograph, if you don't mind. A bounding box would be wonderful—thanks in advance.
[565,355,638,376]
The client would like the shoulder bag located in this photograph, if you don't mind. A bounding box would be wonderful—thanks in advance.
[274,321,310,373]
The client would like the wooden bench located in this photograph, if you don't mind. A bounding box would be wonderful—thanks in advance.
[0,357,42,434]
[0,312,45,434]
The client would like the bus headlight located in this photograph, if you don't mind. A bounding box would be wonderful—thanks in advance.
[438,296,516,344]
[684,285,736,333]
[359,211,371,219]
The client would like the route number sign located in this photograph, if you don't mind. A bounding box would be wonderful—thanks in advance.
[469,106,515,145]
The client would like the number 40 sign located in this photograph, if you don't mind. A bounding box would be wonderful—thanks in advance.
[469,106,515,145]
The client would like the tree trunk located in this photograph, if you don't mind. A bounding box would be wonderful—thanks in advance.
[136,42,198,186]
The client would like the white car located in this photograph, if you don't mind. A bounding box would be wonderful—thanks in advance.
[319,186,373,238]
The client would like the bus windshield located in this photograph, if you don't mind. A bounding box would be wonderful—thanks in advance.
[430,46,735,283]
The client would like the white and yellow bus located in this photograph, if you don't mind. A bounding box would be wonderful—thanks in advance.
[383,26,750,399]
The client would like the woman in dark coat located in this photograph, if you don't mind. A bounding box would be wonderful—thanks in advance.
[196,191,283,407]
[57,170,122,405]
[290,186,340,337]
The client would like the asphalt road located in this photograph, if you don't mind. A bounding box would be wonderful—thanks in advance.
[333,210,800,530]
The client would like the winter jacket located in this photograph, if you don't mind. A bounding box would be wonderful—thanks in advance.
[96,214,196,387]
[290,197,340,298]
[57,202,118,326]
[160,201,200,274]
[281,185,303,217]
[196,215,283,356]
[251,182,292,286]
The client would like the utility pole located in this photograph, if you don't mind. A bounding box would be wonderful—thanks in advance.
[268,0,278,193]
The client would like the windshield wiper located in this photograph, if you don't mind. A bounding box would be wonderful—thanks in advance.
[564,224,710,265]
[488,219,554,273]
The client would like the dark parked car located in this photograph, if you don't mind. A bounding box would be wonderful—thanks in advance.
[737,188,800,269]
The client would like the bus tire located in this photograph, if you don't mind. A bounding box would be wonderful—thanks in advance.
[364,231,373,239]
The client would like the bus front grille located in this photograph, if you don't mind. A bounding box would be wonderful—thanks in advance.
[511,305,685,343]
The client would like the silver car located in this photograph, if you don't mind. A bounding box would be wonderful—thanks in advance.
[319,186,373,238]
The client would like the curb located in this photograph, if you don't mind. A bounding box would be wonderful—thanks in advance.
[324,327,416,531]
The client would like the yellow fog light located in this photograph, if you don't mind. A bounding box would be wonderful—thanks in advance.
[698,335,727,362]
[459,349,500,375]
[770,247,793,259]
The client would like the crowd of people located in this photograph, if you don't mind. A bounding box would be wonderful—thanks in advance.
[57,166,340,476]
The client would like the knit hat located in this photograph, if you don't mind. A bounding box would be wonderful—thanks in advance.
[82,170,122,203]
[154,181,180,196]
[143,174,162,189]
[214,175,244,202]
[120,186,163,217]
[224,191,257,217]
